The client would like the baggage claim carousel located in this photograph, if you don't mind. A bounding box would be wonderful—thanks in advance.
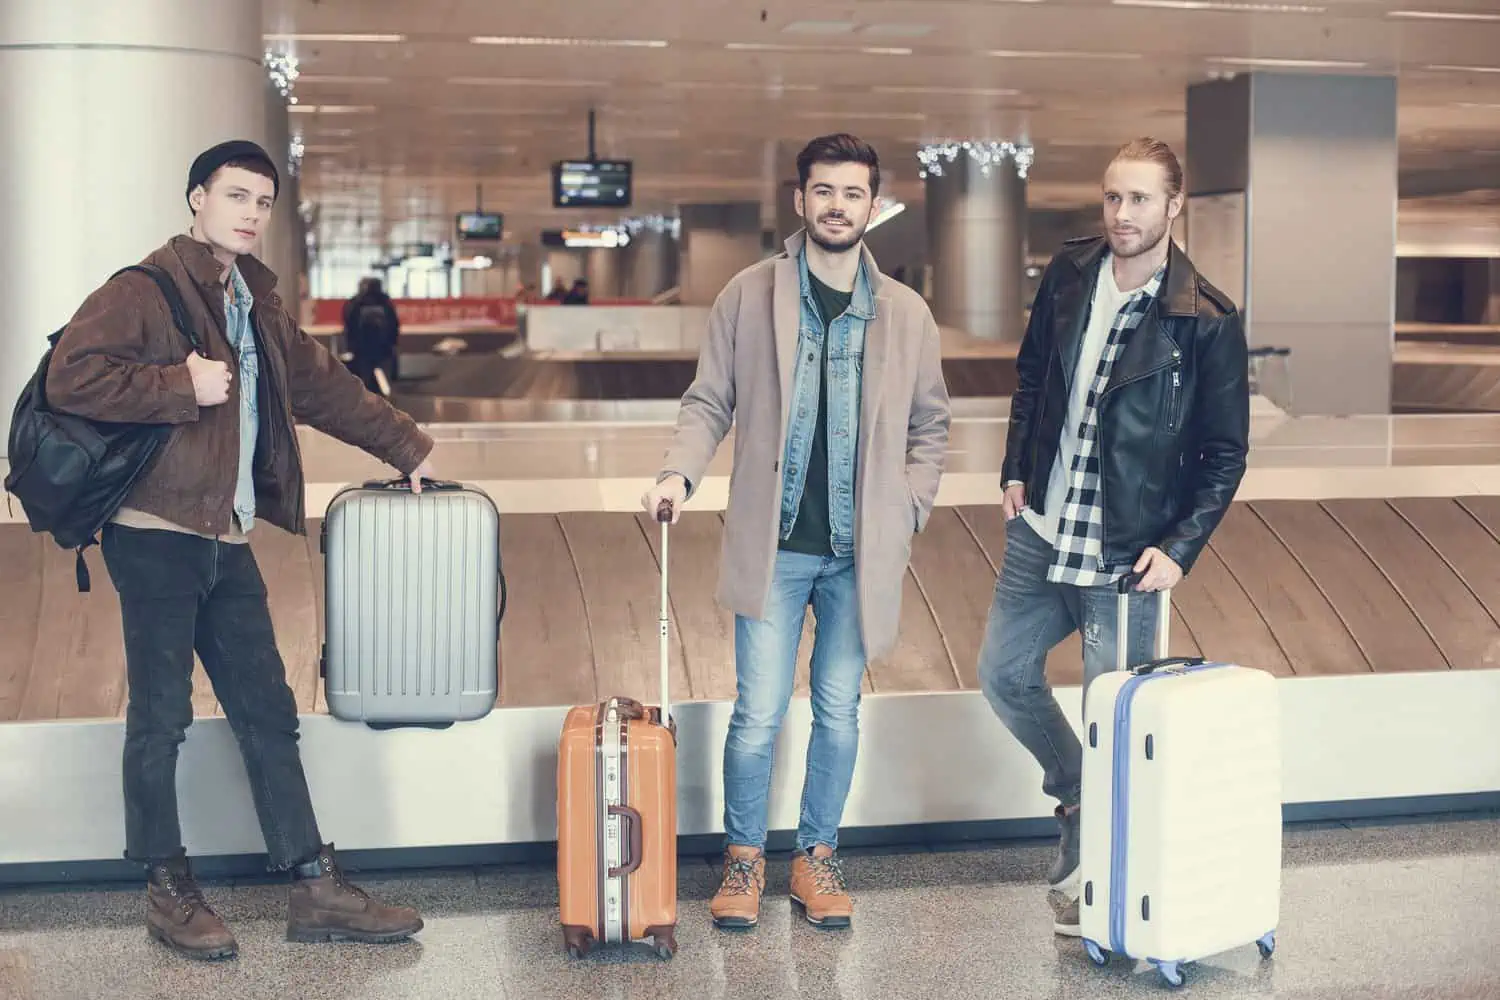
[3,454,1499,881]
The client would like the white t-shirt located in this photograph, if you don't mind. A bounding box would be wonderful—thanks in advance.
[1021,256,1132,544]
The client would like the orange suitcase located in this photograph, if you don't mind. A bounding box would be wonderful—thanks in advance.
[557,502,678,960]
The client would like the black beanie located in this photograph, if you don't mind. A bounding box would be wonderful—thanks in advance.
[186,140,280,207]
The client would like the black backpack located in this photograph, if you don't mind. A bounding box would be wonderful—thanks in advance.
[4,264,203,592]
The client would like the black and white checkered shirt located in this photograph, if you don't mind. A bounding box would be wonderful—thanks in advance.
[1046,262,1166,587]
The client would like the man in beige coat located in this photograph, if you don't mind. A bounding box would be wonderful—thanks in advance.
[643,134,951,931]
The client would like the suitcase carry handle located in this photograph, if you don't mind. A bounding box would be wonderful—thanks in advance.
[606,804,644,878]
[360,475,464,491]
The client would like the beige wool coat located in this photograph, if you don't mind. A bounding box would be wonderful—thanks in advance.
[660,230,952,661]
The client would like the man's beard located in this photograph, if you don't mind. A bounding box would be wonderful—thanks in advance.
[806,212,866,253]
[1107,218,1169,259]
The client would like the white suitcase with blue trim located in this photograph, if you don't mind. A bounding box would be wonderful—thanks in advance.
[1078,574,1282,988]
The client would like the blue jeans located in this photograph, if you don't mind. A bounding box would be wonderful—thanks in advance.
[975,517,1162,809]
[723,550,867,852]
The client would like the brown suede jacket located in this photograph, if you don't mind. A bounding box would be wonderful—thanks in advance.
[45,235,433,538]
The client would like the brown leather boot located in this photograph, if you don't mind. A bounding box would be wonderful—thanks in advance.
[285,845,424,944]
[789,845,853,929]
[709,846,766,929]
[145,852,238,961]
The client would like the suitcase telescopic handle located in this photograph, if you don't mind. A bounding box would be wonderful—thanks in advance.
[1115,571,1196,672]
[606,804,644,878]
[656,498,673,728]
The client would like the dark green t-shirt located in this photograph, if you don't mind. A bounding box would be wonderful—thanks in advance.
[780,273,854,557]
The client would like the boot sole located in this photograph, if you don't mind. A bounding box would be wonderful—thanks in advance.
[148,924,237,961]
[790,895,851,930]
[711,914,759,930]
[286,919,424,945]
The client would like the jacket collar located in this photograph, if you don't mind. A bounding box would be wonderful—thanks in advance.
[165,234,280,301]
[782,228,882,319]
[1056,234,1198,317]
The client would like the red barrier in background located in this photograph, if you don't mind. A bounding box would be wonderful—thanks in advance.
[308,297,655,328]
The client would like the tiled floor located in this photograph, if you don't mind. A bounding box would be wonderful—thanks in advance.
[2,814,1496,999]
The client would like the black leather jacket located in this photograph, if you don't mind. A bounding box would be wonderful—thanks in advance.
[1002,235,1249,574]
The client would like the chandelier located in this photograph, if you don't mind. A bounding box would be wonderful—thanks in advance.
[917,140,1034,180]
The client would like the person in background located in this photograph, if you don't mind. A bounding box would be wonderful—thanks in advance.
[44,139,438,962]
[342,276,400,392]
[974,136,1249,937]
[643,133,951,932]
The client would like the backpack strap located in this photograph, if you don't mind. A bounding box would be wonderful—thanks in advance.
[109,264,204,353]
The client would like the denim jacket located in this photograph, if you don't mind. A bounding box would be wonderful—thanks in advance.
[777,249,874,556]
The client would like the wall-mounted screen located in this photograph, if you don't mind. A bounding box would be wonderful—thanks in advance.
[552,160,632,208]
[456,212,503,240]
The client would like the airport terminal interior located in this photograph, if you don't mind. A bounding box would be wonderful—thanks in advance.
[2,0,1500,998]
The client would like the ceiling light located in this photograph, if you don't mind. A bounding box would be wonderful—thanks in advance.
[1206,56,1367,68]
[796,110,927,121]
[726,41,907,54]
[1429,64,1500,74]
[296,75,392,84]
[1114,0,1325,10]
[874,84,1021,96]
[287,105,376,114]
[448,76,607,87]
[470,35,668,47]
[781,20,857,34]
[661,80,820,92]
[861,23,935,37]
[1388,9,1500,20]
[1456,102,1500,109]
[262,33,406,43]
[987,49,1143,59]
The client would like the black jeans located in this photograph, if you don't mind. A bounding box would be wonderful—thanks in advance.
[102,523,323,870]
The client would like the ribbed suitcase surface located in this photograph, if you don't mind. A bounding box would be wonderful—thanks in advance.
[321,478,503,726]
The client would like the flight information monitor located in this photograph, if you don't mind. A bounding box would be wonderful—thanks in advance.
[552,159,633,208]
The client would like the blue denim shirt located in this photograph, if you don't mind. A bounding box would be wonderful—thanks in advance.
[778,249,874,556]
[223,266,258,534]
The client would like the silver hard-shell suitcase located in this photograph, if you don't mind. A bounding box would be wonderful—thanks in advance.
[320,477,505,727]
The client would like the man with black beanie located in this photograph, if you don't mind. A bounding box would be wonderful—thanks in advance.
[45,139,437,960]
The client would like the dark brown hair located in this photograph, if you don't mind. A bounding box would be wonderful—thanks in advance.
[208,156,279,191]
[796,133,881,197]
[1111,137,1184,199]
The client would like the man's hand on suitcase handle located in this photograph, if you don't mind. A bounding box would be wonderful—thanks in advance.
[1130,547,1183,592]
[407,456,438,494]
[642,474,687,524]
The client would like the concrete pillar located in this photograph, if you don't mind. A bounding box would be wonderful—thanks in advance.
[1187,73,1398,415]
[262,76,303,294]
[585,246,623,299]
[678,202,763,307]
[921,141,1031,341]
[620,226,678,300]
[0,0,268,454]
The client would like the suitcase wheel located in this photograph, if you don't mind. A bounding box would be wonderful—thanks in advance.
[1257,931,1276,959]
[562,926,595,960]
[1083,939,1110,967]
[649,926,677,960]
[1153,960,1186,989]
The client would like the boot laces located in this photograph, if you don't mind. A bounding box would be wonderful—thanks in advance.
[720,857,762,897]
[806,855,848,895]
[157,870,214,917]
[317,853,370,900]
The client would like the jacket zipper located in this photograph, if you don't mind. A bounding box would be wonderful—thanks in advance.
[1167,368,1182,432]
[1096,352,1177,557]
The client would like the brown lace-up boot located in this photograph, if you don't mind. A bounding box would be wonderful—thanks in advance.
[789,845,853,929]
[145,851,238,960]
[285,844,424,944]
[709,846,767,929]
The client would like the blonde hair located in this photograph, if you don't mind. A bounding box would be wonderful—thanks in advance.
[1111,137,1184,199]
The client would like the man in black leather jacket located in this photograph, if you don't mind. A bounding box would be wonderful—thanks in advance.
[975,137,1249,936]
